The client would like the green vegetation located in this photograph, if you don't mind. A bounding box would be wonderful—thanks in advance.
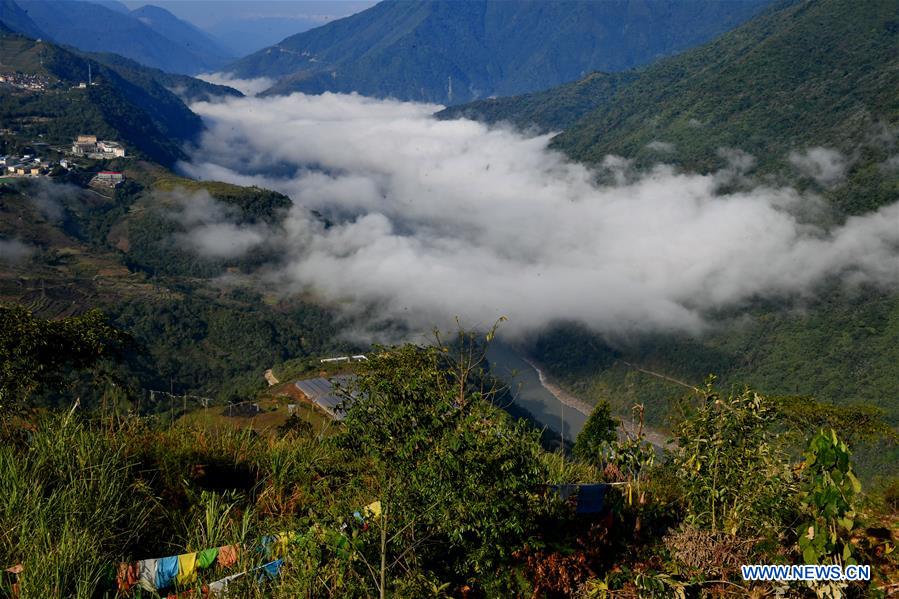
[336,338,546,591]
[553,0,899,215]
[0,169,344,406]
[0,324,895,597]
[451,0,898,212]
[0,31,236,166]
[0,305,130,414]
[120,180,290,278]
[113,295,342,404]
[570,400,618,465]
[531,286,899,425]
[83,51,242,104]
[1,2,896,593]
[798,431,862,568]
[672,381,793,536]
[436,71,636,132]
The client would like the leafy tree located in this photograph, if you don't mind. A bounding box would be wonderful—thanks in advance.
[671,379,796,536]
[335,332,546,595]
[0,305,130,414]
[572,400,619,465]
[797,430,861,566]
[590,404,656,523]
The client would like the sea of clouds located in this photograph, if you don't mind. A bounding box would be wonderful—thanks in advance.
[177,90,899,338]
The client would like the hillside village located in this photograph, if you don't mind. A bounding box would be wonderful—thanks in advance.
[0,71,51,91]
[0,134,126,186]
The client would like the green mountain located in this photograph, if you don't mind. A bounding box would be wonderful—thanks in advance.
[83,50,242,104]
[444,0,898,212]
[439,0,899,460]
[437,71,637,132]
[0,163,344,404]
[0,31,238,165]
[227,0,771,104]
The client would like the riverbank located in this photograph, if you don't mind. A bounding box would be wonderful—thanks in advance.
[521,358,593,417]
[522,356,671,449]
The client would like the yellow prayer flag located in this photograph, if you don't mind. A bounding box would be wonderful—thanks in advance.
[175,552,198,585]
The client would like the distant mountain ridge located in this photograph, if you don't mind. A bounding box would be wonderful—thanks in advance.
[129,5,233,70]
[5,0,233,75]
[226,0,772,104]
[0,0,44,39]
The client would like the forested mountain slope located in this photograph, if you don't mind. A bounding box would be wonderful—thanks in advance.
[444,0,898,213]
[0,163,345,405]
[227,0,771,104]
[437,71,637,132]
[0,32,238,165]
[552,0,899,213]
[83,50,242,104]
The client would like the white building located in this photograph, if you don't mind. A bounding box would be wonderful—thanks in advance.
[91,171,124,187]
[97,141,125,157]
[71,135,125,158]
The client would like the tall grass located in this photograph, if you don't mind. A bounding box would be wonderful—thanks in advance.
[0,416,154,598]
[0,413,367,598]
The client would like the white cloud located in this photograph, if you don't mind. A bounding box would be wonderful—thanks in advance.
[0,238,33,264]
[646,140,675,153]
[164,189,269,259]
[24,178,78,223]
[178,93,899,337]
[196,73,275,97]
[788,147,848,187]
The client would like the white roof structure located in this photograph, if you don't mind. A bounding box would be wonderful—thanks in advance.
[295,375,356,420]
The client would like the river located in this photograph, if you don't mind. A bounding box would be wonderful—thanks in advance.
[487,341,670,449]
[486,341,588,442]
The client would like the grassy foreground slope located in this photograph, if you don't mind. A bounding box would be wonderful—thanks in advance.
[0,326,896,597]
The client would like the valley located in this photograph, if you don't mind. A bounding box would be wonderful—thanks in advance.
[0,0,897,596]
